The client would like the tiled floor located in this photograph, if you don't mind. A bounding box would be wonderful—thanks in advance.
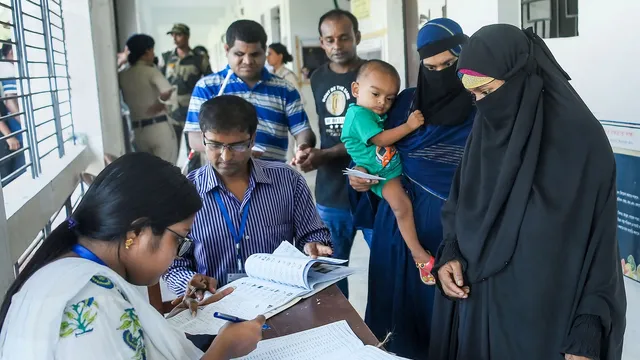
[345,231,370,317]
[301,170,369,318]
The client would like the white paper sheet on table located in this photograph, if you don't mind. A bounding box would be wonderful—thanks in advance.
[342,168,386,181]
[166,277,302,335]
[234,320,408,360]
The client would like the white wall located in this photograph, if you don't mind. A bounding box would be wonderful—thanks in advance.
[114,0,140,49]
[447,0,498,35]
[449,0,640,125]
[418,0,446,23]
[545,2,639,125]
[353,0,407,89]
[89,0,125,162]
[68,0,119,173]
[448,0,640,358]
[545,2,640,153]
[204,1,242,72]
[115,0,227,65]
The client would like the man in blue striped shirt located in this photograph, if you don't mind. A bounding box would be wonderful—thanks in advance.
[164,95,332,297]
[184,20,315,162]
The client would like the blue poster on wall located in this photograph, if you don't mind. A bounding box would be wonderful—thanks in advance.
[616,153,640,283]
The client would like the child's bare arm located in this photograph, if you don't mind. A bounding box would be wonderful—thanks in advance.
[369,110,424,147]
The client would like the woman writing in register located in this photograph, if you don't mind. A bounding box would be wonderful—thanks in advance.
[0,153,264,359]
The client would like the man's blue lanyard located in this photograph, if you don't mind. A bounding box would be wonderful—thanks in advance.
[72,244,106,266]
[213,190,251,272]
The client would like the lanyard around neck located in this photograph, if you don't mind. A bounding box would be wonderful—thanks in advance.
[72,244,106,266]
[213,190,251,272]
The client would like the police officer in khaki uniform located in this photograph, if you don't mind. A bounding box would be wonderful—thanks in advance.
[160,23,212,172]
[119,34,178,164]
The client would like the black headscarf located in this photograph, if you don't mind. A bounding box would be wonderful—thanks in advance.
[413,20,473,126]
[436,24,626,359]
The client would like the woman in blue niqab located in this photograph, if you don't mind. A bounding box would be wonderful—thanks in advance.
[349,18,475,359]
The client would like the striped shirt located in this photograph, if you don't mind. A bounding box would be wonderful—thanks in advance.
[184,66,310,162]
[0,62,17,95]
[163,159,332,294]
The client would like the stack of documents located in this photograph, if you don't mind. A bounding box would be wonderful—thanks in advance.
[166,242,356,335]
[342,168,386,181]
[235,320,410,360]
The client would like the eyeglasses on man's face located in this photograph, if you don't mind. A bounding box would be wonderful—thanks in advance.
[202,136,252,153]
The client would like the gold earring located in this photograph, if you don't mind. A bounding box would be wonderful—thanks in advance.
[125,238,134,249]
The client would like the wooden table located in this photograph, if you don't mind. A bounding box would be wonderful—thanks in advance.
[264,285,379,346]
[185,285,379,351]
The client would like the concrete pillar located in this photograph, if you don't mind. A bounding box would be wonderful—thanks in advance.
[0,189,14,295]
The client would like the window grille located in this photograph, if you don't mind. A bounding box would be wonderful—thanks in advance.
[0,0,74,187]
[521,0,579,39]
[13,180,84,276]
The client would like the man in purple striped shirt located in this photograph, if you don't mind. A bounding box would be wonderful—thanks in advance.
[163,95,332,298]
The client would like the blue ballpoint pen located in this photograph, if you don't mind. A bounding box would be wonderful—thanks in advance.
[213,312,271,330]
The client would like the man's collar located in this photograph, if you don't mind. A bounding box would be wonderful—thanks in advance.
[250,159,272,184]
[199,159,272,195]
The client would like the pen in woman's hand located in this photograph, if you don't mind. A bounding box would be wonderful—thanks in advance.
[214,312,271,330]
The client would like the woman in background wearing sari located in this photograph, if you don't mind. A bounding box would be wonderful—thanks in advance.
[349,18,474,359]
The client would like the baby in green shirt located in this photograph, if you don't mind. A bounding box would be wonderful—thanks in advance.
[341,60,434,285]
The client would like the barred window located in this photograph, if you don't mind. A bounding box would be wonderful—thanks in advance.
[521,0,579,39]
[0,0,74,187]
[13,180,84,276]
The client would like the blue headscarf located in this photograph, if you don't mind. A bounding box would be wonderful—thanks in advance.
[417,18,466,59]
[414,18,471,127]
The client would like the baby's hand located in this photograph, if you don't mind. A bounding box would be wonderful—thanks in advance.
[407,110,425,130]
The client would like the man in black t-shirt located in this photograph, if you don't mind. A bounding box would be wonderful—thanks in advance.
[293,9,370,298]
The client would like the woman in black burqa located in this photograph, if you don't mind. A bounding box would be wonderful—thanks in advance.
[428,24,627,360]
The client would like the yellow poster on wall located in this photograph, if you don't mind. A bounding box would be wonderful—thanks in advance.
[351,0,371,19]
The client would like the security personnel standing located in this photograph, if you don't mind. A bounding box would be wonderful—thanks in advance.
[160,23,212,172]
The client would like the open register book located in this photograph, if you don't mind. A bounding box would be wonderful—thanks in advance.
[235,320,410,360]
[167,241,356,335]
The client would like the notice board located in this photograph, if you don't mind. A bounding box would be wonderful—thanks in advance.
[616,153,640,282]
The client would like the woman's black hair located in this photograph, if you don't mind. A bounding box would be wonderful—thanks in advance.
[268,43,293,64]
[0,152,202,331]
[126,34,155,65]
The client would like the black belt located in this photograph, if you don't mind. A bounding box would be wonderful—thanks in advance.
[133,115,167,129]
